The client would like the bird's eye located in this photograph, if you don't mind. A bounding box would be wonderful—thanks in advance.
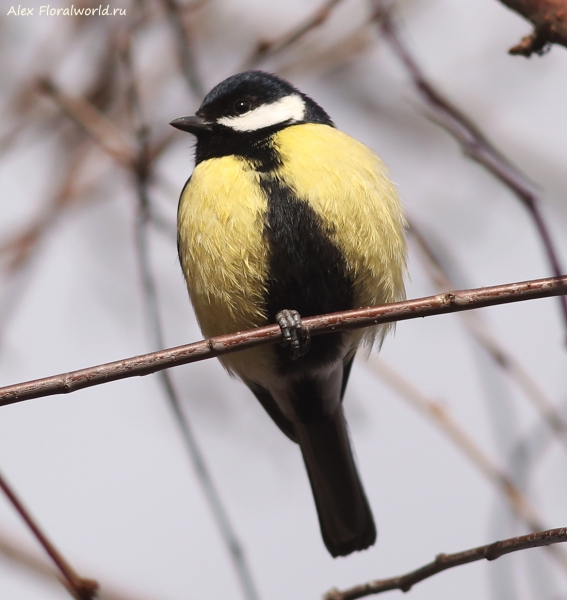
[234,99,251,115]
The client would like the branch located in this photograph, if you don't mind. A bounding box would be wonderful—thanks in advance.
[121,33,261,600]
[37,77,135,167]
[0,526,169,600]
[0,26,127,339]
[0,470,97,599]
[408,220,567,454]
[374,5,567,339]
[0,141,90,269]
[498,0,567,56]
[365,358,567,571]
[244,0,346,68]
[0,275,565,406]
[37,77,174,177]
[159,0,205,97]
[324,527,567,599]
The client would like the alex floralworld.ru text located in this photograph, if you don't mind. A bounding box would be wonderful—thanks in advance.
[7,5,126,16]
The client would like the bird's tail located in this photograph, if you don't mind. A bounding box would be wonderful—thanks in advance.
[295,408,376,557]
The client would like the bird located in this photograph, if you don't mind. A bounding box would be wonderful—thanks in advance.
[171,71,406,557]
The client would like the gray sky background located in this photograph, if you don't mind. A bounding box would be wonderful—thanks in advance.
[0,1,566,599]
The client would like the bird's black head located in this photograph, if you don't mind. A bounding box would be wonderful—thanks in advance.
[170,71,334,167]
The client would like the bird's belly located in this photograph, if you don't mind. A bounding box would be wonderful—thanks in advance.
[178,156,280,382]
[178,157,357,382]
[261,175,356,372]
[178,129,407,383]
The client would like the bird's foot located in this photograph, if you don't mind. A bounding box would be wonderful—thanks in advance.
[276,309,311,360]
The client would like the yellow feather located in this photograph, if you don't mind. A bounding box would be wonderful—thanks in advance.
[178,124,406,380]
[178,155,274,379]
[273,124,407,346]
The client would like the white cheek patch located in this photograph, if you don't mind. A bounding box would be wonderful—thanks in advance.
[217,94,305,132]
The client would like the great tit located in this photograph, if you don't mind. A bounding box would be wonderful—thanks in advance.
[171,71,406,558]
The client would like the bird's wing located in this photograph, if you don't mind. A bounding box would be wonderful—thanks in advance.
[246,380,298,442]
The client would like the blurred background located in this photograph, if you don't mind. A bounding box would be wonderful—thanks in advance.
[0,0,566,598]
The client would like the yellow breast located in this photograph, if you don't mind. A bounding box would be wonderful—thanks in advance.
[178,124,406,380]
[273,124,407,345]
[178,155,269,340]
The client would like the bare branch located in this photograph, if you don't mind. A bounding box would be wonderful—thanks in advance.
[37,76,175,178]
[0,275,565,407]
[0,527,170,600]
[374,5,567,338]
[121,34,260,600]
[408,221,567,454]
[0,470,98,599]
[324,527,567,599]
[0,531,171,600]
[0,141,90,269]
[37,77,135,167]
[159,0,205,97]
[0,141,94,349]
[365,357,567,571]
[497,0,567,56]
[244,0,346,68]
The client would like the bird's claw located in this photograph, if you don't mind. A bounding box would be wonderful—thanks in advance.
[276,309,311,360]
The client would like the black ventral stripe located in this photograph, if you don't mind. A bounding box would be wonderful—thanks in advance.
[261,176,355,372]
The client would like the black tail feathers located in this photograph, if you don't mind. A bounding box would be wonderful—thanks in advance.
[295,409,376,557]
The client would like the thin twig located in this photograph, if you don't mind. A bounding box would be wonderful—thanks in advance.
[506,399,567,503]
[0,275,565,407]
[37,77,135,167]
[244,0,346,68]
[0,22,123,271]
[324,527,567,599]
[408,220,567,453]
[37,76,174,183]
[0,25,126,353]
[374,3,567,339]
[365,358,560,554]
[0,470,98,600]
[122,35,260,600]
[497,0,567,56]
[0,141,91,350]
[0,527,160,600]
[0,141,89,269]
[159,0,204,96]
[0,8,98,158]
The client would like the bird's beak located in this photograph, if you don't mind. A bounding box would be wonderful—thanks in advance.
[169,115,213,135]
